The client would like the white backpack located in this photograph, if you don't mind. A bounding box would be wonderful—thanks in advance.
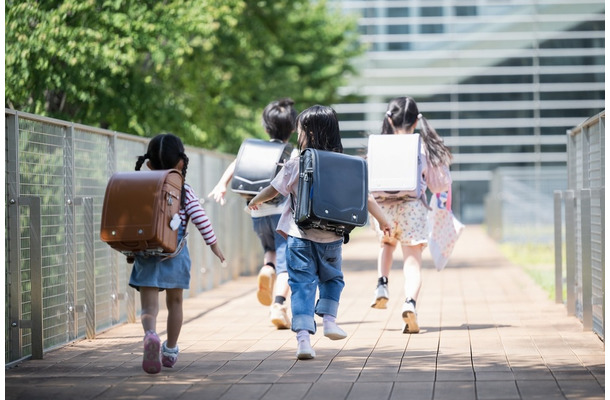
[367,134,422,201]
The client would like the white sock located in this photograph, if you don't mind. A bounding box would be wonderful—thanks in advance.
[296,329,310,342]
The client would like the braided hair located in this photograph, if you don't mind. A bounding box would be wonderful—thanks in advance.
[381,97,452,167]
[135,133,189,207]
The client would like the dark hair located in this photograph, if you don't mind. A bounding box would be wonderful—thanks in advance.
[381,96,452,167]
[296,105,343,153]
[262,98,297,142]
[135,133,189,207]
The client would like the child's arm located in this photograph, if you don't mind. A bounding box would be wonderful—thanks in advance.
[367,194,391,237]
[247,185,279,210]
[209,242,225,263]
[207,160,236,206]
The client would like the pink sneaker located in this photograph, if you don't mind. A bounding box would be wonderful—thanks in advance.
[161,341,179,368]
[142,331,161,374]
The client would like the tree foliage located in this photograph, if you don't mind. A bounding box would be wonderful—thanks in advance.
[6,0,363,152]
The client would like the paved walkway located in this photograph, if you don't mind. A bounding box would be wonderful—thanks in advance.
[5,226,605,400]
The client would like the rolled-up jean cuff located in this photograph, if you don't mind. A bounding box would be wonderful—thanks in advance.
[291,314,316,334]
[315,298,339,318]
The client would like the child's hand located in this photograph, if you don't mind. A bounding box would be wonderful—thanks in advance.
[379,219,392,238]
[210,242,225,263]
[247,198,260,211]
[207,185,227,206]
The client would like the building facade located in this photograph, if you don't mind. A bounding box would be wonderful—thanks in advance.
[331,0,605,223]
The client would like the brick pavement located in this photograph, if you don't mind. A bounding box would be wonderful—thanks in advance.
[5,226,605,400]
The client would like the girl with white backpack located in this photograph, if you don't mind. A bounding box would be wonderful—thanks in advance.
[369,96,453,333]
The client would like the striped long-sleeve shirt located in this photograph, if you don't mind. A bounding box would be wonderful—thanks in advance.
[180,183,217,245]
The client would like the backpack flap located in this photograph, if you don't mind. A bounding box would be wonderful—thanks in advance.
[100,169,183,254]
[368,134,421,200]
[310,149,368,228]
[231,139,293,196]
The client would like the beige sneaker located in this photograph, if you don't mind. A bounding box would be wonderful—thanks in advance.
[270,303,290,329]
[257,265,276,306]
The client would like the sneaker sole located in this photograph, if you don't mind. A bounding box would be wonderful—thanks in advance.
[271,317,290,330]
[371,296,388,309]
[296,350,316,360]
[162,356,177,368]
[142,337,161,374]
[324,331,347,340]
[402,311,420,334]
[257,273,274,306]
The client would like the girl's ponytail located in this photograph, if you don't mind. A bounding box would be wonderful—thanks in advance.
[179,151,189,208]
[135,154,148,171]
[418,115,452,167]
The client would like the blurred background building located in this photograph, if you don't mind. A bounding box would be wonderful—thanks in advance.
[330,0,605,229]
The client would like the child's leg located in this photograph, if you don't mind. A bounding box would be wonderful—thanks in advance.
[378,241,396,278]
[286,237,317,335]
[371,241,395,309]
[270,227,291,328]
[273,226,290,300]
[400,244,424,334]
[313,240,347,340]
[165,288,184,349]
[140,287,160,333]
[139,287,161,374]
[401,244,423,301]
[253,216,278,306]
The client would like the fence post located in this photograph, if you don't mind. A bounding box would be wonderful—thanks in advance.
[83,197,96,339]
[564,190,576,316]
[580,189,593,330]
[553,191,563,304]
[6,112,22,362]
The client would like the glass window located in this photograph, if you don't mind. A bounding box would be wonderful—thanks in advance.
[540,72,604,84]
[539,55,604,67]
[541,38,604,49]
[421,24,444,34]
[540,90,604,101]
[420,7,443,17]
[455,6,477,16]
[387,42,411,51]
[458,92,534,102]
[388,8,409,17]
[388,25,409,34]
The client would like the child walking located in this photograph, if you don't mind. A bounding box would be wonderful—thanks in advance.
[369,96,452,334]
[248,105,391,359]
[130,133,225,374]
[208,98,298,329]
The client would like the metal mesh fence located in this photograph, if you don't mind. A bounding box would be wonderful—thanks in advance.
[485,166,568,244]
[5,110,261,364]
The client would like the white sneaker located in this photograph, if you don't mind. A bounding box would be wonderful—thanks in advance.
[296,337,316,360]
[270,303,290,329]
[370,283,389,309]
[323,322,347,340]
[402,300,420,334]
[257,265,276,306]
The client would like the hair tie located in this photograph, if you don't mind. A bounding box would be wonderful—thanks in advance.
[417,113,423,120]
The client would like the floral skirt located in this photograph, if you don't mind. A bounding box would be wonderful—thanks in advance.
[372,199,429,247]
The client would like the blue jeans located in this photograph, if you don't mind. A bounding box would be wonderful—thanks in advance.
[252,214,287,274]
[286,236,344,334]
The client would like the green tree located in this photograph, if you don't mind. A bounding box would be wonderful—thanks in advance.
[6,0,363,152]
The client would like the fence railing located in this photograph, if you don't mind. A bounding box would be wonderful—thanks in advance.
[484,166,567,244]
[5,109,262,365]
[554,111,605,340]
